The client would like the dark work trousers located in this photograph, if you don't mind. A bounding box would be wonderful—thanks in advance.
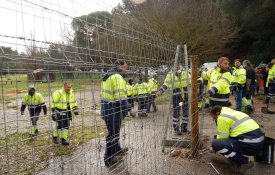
[137,95,148,116]
[172,91,184,131]
[29,107,41,126]
[233,88,243,111]
[265,83,275,104]
[212,129,264,164]
[127,96,134,108]
[147,93,157,112]
[210,99,230,107]
[103,114,122,163]
[56,110,71,130]
[244,85,256,101]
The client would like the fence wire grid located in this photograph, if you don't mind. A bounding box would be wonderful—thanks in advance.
[0,0,205,175]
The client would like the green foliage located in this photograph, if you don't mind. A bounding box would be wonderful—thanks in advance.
[218,0,275,63]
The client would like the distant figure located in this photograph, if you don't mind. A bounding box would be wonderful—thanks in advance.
[126,79,135,117]
[264,59,275,104]
[51,83,79,146]
[147,75,158,113]
[231,59,246,111]
[21,86,47,139]
[242,60,256,113]
[210,106,264,174]
[134,76,150,117]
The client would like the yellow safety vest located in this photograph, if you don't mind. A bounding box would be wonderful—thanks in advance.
[232,66,246,85]
[134,82,150,95]
[163,70,181,89]
[217,107,260,139]
[148,78,158,92]
[126,84,134,96]
[22,92,45,108]
[180,70,189,88]
[51,88,77,110]
[267,65,275,87]
[101,74,127,102]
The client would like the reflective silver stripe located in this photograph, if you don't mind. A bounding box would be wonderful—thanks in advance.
[102,89,113,95]
[224,152,236,158]
[115,89,126,93]
[209,97,228,102]
[221,113,253,131]
[53,101,76,104]
[217,148,228,154]
[238,136,264,143]
[217,132,229,137]
[221,113,237,121]
[239,74,246,76]
[209,88,215,94]
[101,97,127,102]
[101,98,116,103]
[230,116,251,130]
[173,92,182,95]
[210,81,216,84]
[220,77,230,85]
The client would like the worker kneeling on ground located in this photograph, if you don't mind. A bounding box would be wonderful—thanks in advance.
[210,106,264,174]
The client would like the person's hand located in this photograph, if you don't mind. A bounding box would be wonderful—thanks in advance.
[21,111,24,115]
[73,106,79,115]
[203,91,210,99]
[44,112,47,116]
[52,112,57,121]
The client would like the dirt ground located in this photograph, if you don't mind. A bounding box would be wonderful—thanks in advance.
[37,93,275,175]
[1,88,275,175]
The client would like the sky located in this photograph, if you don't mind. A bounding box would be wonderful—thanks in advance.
[0,0,122,53]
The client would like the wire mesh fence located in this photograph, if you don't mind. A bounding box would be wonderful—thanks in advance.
[0,0,204,174]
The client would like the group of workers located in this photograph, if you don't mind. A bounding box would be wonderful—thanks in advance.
[19,57,275,172]
[20,83,79,145]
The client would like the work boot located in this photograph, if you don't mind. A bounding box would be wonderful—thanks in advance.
[104,155,123,167]
[53,137,59,144]
[29,134,35,140]
[181,123,188,133]
[34,129,39,136]
[61,138,69,146]
[238,161,254,174]
[204,103,210,108]
[129,111,135,117]
[174,130,183,136]
[118,147,129,156]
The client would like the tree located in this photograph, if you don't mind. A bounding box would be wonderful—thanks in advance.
[217,0,275,63]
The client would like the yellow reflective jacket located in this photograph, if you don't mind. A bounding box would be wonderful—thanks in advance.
[201,68,214,90]
[232,66,246,85]
[101,73,127,102]
[22,92,45,107]
[217,107,260,139]
[51,87,77,110]
[208,67,232,95]
[163,70,181,89]
[126,84,134,96]
[134,82,150,95]
[180,70,190,88]
[148,78,158,92]
[267,65,275,87]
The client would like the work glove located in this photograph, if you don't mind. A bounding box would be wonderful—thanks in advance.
[72,106,79,115]
[203,91,211,99]
[51,108,58,121]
